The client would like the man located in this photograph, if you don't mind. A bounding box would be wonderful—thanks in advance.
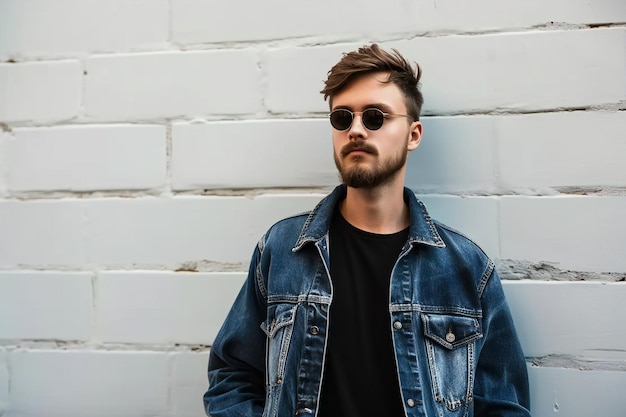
[204,44,531,417]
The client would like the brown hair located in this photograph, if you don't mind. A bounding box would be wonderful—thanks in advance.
[321,44,424,120]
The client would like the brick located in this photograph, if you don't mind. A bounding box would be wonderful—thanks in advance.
[528,366,625,417]
[266,29,626,114]
[0,0,169,59]
[84,195,324,267]
[0,61,82,123]
[498,111,626,188]
[171,351,211,417]
[416,195,500,259]
[98,272,245,344]
[503,281,626,358]
[172,120,337,190]
[500,196,626,272]
[0,272,93,341]
[171,0,626,44]
[84,51,263,121]
[0,200,87,268]
[408,116,498,193]
[8,125,167,192]
[7,350,168,417]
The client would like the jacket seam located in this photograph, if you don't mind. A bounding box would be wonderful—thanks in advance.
[255,234,268,301]
[477,260,495,298]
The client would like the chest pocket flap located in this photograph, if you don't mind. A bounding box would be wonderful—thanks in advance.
[422,313,483,350]
[261,304,297,339]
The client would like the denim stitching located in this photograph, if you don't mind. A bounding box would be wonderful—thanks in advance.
[477,260,495,298]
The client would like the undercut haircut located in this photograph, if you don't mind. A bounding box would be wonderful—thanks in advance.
[321,44,424,121]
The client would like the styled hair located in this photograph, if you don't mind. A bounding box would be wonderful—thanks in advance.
[321,44,424,120]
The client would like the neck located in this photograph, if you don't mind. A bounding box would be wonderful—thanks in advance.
[339,181,409,234]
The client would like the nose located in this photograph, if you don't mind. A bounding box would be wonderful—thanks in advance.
[348,113,367,140]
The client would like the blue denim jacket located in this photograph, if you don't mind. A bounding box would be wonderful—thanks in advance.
[205,185,531,417]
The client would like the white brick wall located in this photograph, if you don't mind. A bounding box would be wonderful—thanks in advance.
[7,350,170,417]
[503,282,626,358]
[529,367,626,417]
[97,272,245,344]
[7,125,167,192]
[0,199,88,267]
[265,29,626,114]
[0,61,82,123]
[500,196,626,272]
[84,51,263,121]
[410,111,626,193]
[0,272,93,341]
[498,111,626,188]
[170,0,626,43]
[171,352,211,417]
[172,120,337,189]
[0,0,169,59]
[0,195,322,268]
[409,116,499,193]
[1,1,625,416]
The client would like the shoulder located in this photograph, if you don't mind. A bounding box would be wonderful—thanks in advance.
[434,221,499,296]
[433,220,490,260]
[259,211,311,251]
[430,220,497,291]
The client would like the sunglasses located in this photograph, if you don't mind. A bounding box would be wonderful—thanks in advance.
[329,108,412,131]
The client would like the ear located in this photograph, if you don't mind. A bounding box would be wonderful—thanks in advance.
[407,121,422,151]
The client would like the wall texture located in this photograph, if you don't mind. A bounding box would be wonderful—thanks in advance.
[1,1,625,416]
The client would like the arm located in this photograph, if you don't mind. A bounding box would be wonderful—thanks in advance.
[203,243,267,417]
[473,268,531,416]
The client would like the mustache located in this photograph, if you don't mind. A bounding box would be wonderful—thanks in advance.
[340,141,378,158]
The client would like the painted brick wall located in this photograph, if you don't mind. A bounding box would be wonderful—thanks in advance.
[1,1,625,416]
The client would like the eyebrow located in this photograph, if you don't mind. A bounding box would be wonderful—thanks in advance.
[332,102,394,113]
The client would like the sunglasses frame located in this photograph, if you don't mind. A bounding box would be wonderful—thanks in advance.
[328,108,412,131]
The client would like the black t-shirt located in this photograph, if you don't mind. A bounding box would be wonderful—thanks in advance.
[317,208,409,417]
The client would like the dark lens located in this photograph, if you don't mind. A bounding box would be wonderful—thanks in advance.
[362,109,385,130]
[330,109,353,131]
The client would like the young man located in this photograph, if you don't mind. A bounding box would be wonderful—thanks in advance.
[204,44,531,417]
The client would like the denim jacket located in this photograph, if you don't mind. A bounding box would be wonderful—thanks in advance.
[205,185,531,417]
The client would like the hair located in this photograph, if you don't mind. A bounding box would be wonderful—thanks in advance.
[321,44,424,121]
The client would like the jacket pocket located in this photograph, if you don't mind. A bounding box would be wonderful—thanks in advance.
[261,303,297,388]
[421,313,482,415]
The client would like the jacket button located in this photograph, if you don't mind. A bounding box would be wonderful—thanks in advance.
[445,332,456,343]
[407,398,415,407]
[393,321,402,330]
[310,326,319,335]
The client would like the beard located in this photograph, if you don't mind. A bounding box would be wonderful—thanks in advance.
[334,140,408,189]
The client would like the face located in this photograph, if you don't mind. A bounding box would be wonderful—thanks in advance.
[330,72,422,189]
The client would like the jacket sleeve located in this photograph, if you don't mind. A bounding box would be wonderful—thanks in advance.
[473,267,532,417]
[203,242,267,417]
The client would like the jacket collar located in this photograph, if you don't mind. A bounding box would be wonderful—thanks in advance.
[293,185,445,251]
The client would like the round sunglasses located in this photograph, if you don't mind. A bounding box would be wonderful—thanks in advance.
[329,108,412,131]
